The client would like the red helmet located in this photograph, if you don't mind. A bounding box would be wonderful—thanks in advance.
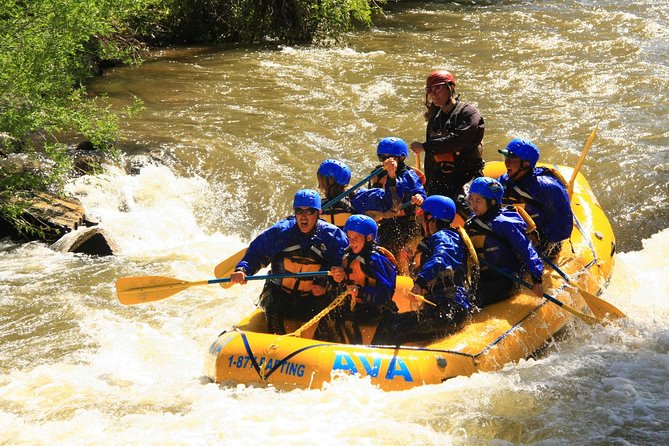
[426,70,456,88]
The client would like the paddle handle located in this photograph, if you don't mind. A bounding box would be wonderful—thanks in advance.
[479,259,599,324]
[322,166,385,210]
[408,291,436,306]
[540,254,571,282]
[210,270,330,285]
[567,125,598,197]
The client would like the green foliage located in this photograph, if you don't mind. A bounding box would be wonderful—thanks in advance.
[0,0,151,145]
[161,0,383,44]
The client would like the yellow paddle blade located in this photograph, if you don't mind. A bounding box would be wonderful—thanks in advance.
[576,286,626,319]
[214,247,247,289]
[396,275,413,289]
[398,276,438,306]
[551,295,600,325]
[543,255,626,321]
[116,276,206,305]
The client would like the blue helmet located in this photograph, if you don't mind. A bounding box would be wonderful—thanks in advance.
[293,189,321,210]
[498,138,540,169]
[421,195,456,222]
[317,159,351,186]
[469,177,504,204]
[343,214,378,239]
[377,137,409,158]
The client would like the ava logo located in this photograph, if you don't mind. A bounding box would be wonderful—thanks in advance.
[332,352,413,382]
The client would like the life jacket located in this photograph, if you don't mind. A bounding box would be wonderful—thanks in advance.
[342,246,396,288]
[321,198,354,229]
[412,229,465,286]
[274,243,326,294]
[431,101,466,168]
[504,167,568,212]
[467,217,505,267]
[466,206,533,271]
[428,101,483,174]
[411,229,469,312]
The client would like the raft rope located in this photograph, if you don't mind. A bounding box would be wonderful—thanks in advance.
[237,330,264,378]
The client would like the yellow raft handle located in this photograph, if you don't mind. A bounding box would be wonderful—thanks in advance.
[457,226,479,286]
[512,204,538,234]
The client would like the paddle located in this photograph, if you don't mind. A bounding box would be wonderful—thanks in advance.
[479,259,600,324]
[408,291,437,307]
[557,125,624,319]
[540,254,626,319]
[322,166,385,210]
[213,247,247,281]
[213,166,386,284]
[116,271,331,305]
[567,124,598,198]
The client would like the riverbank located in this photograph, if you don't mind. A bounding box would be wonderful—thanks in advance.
[0,0,383,241]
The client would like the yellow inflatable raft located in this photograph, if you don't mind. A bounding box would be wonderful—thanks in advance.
[204,162,616,391]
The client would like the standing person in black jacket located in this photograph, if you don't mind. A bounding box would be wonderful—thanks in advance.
[410,69,485,205]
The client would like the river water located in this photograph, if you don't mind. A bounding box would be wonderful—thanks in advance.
[2,1,668,444]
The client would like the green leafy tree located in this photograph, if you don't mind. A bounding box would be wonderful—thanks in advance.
[162,0,382,44]
[0,0,151,237]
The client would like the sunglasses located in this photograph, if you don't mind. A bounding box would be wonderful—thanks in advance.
[425,83,447,94]
[378,154,395,161]
[295,207,318,216]
[504,153,519,159]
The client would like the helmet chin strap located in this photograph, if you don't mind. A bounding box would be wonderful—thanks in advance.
[420,220,429,238]
[485,200,501,216]
[510,161,532,181]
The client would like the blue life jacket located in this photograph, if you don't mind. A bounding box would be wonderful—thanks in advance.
[413,229,470,310]
[321,188,390,229]
[465,207,543,281]
[498,167,573,243]
[236,217,348,296]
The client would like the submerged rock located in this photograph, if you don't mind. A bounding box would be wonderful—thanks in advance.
[51,226,119,256]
